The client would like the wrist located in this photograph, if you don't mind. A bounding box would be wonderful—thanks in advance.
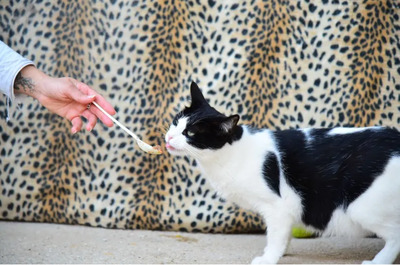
[14,65,48,99]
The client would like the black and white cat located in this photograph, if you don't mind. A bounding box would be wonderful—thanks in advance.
[165,82,400,264]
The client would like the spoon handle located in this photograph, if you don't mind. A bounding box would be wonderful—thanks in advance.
[92,101,140,141]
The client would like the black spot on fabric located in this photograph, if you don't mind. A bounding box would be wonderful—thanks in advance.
[97,138,105,147]
[208,0,216,8]
[231,3,239,10]
[1,133,9,142]
[196,213,203,220]
[338,113,345,122]
[332,9,341,16]
[100,208,107,216]
[309,3,317,13]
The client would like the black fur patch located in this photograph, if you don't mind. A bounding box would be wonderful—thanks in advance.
[262,152,281,196]
[177,82,243,150]
[273,128,400,230]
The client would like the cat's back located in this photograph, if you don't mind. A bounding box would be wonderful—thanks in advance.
[273,126,400,158]
[269,126,400,230]
[271,126,400,184]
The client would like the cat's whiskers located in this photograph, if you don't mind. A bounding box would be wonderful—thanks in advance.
[185,146,204,160]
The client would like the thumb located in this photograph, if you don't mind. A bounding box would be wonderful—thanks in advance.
[69,83,96,104]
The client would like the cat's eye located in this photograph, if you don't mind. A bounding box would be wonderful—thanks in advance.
[183,129,195,137]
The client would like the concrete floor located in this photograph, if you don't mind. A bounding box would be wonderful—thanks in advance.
[0,221,398,264]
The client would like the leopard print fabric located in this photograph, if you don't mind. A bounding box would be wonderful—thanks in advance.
[0,0,399,233]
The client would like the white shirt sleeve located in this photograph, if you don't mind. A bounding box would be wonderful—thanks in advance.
[0,40,34,121]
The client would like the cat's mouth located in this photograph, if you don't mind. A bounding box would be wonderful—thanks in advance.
[166,143,176,151]
[166,142,185,155]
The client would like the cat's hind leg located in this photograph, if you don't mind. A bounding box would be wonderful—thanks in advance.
[348,157,400,264]
[362,239,400,264]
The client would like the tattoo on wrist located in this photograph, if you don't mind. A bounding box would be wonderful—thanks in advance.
[14,72,35,94]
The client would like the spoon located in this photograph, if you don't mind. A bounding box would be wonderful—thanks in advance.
[92,102,162,155]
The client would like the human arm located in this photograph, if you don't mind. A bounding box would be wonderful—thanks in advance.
[0,40,116,133]
[14,65,116,133]
[0,40,34,120]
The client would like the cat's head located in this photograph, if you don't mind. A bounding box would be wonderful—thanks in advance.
[165,82,242,157]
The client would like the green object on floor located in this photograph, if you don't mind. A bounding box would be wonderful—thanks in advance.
[292,227,314,238]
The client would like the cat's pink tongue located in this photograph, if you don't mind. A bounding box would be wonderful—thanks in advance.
[166,143,174,150]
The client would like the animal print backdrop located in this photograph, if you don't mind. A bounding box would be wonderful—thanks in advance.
[0,0,399,233]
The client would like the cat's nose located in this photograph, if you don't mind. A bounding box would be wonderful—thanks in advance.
[166,136,175,151]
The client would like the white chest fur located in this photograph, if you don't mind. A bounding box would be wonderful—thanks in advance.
[196,128,282,212]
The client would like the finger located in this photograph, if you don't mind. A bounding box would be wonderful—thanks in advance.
[89,104,114,127]
[79,83,116,114]
[71,79,92,94]
[71,116,83,134]
[82,110,98,132]
[71,79,116,117]
[74,80,116,115]
[67,82,97,106]
[91,92,116,115]
[67,79,96,103]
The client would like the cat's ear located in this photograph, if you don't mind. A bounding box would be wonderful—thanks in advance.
[220,115,240,133]
[190,81,208,108]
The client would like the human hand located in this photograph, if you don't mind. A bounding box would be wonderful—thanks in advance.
[14,65,116,133]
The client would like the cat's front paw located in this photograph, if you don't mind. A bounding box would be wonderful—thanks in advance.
[251,256,277,264]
